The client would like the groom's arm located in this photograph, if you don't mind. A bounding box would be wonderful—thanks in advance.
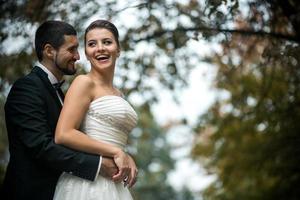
[5,77,101,181]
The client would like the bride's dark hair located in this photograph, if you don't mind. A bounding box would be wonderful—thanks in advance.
[84,20,120,47]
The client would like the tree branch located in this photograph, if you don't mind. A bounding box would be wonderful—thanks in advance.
[114,2,148,14]
[134,26,299,43]
[271,0,300,41]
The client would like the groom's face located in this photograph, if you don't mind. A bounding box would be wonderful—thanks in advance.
[54,35,80,75]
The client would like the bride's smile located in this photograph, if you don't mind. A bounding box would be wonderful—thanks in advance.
[85,28,120,70]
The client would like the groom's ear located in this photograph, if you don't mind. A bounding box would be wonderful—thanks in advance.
[44,44,56,59]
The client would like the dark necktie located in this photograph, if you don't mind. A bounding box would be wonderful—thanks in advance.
[53,80,65,101]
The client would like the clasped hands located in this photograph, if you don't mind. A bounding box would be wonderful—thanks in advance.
[100,151,138,188]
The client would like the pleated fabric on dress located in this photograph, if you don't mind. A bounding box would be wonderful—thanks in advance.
[54,96,138,200]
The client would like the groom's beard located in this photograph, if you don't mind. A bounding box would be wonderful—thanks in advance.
[54,54,76,75]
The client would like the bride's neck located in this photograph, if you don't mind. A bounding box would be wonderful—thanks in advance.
[89,69,114,87]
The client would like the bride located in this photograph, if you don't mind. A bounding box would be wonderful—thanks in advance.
[53,20,138,200]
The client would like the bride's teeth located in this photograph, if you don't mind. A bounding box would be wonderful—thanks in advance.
[96,55,109,60]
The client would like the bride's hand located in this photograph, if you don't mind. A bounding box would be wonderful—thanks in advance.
[123,155,138,188]
[112,150,130,182]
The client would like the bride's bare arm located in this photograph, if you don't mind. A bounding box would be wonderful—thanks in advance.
[55,75,128,171]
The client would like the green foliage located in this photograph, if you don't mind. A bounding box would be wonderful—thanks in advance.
[193,1,300,199]
[128,103,194,200]
[0,95,8,186]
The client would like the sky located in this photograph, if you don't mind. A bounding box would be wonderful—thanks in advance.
[152,61,218,192]
[121,39,220,193]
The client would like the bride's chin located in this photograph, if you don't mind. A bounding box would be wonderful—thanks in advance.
[93,63,113,70]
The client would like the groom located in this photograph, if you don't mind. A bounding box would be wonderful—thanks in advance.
[1,21,126,200]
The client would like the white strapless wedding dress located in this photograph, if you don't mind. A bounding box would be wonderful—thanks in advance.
[53,95,138,200]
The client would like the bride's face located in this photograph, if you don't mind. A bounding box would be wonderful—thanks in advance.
[85,28,120,70]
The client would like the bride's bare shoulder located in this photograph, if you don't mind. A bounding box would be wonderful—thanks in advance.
[72,74,95,88]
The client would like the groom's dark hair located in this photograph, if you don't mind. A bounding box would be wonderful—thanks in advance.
[35,20,77,61]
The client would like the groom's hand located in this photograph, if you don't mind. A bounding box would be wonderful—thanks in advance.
[100,157,118,179]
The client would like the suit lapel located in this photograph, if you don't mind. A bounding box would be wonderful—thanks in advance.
[31,66,62,108]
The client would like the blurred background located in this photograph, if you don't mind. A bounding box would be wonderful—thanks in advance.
[1,0,300,199]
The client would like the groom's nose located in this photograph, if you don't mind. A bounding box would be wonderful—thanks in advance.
[73,50,80,60]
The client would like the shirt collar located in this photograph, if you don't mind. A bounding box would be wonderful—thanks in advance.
[36,63,60,85]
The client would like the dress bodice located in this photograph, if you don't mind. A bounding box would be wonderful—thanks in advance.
[54,95,137,200]
[80,95,138,149]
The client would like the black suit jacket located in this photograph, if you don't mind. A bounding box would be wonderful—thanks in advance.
[1,66,100,200]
